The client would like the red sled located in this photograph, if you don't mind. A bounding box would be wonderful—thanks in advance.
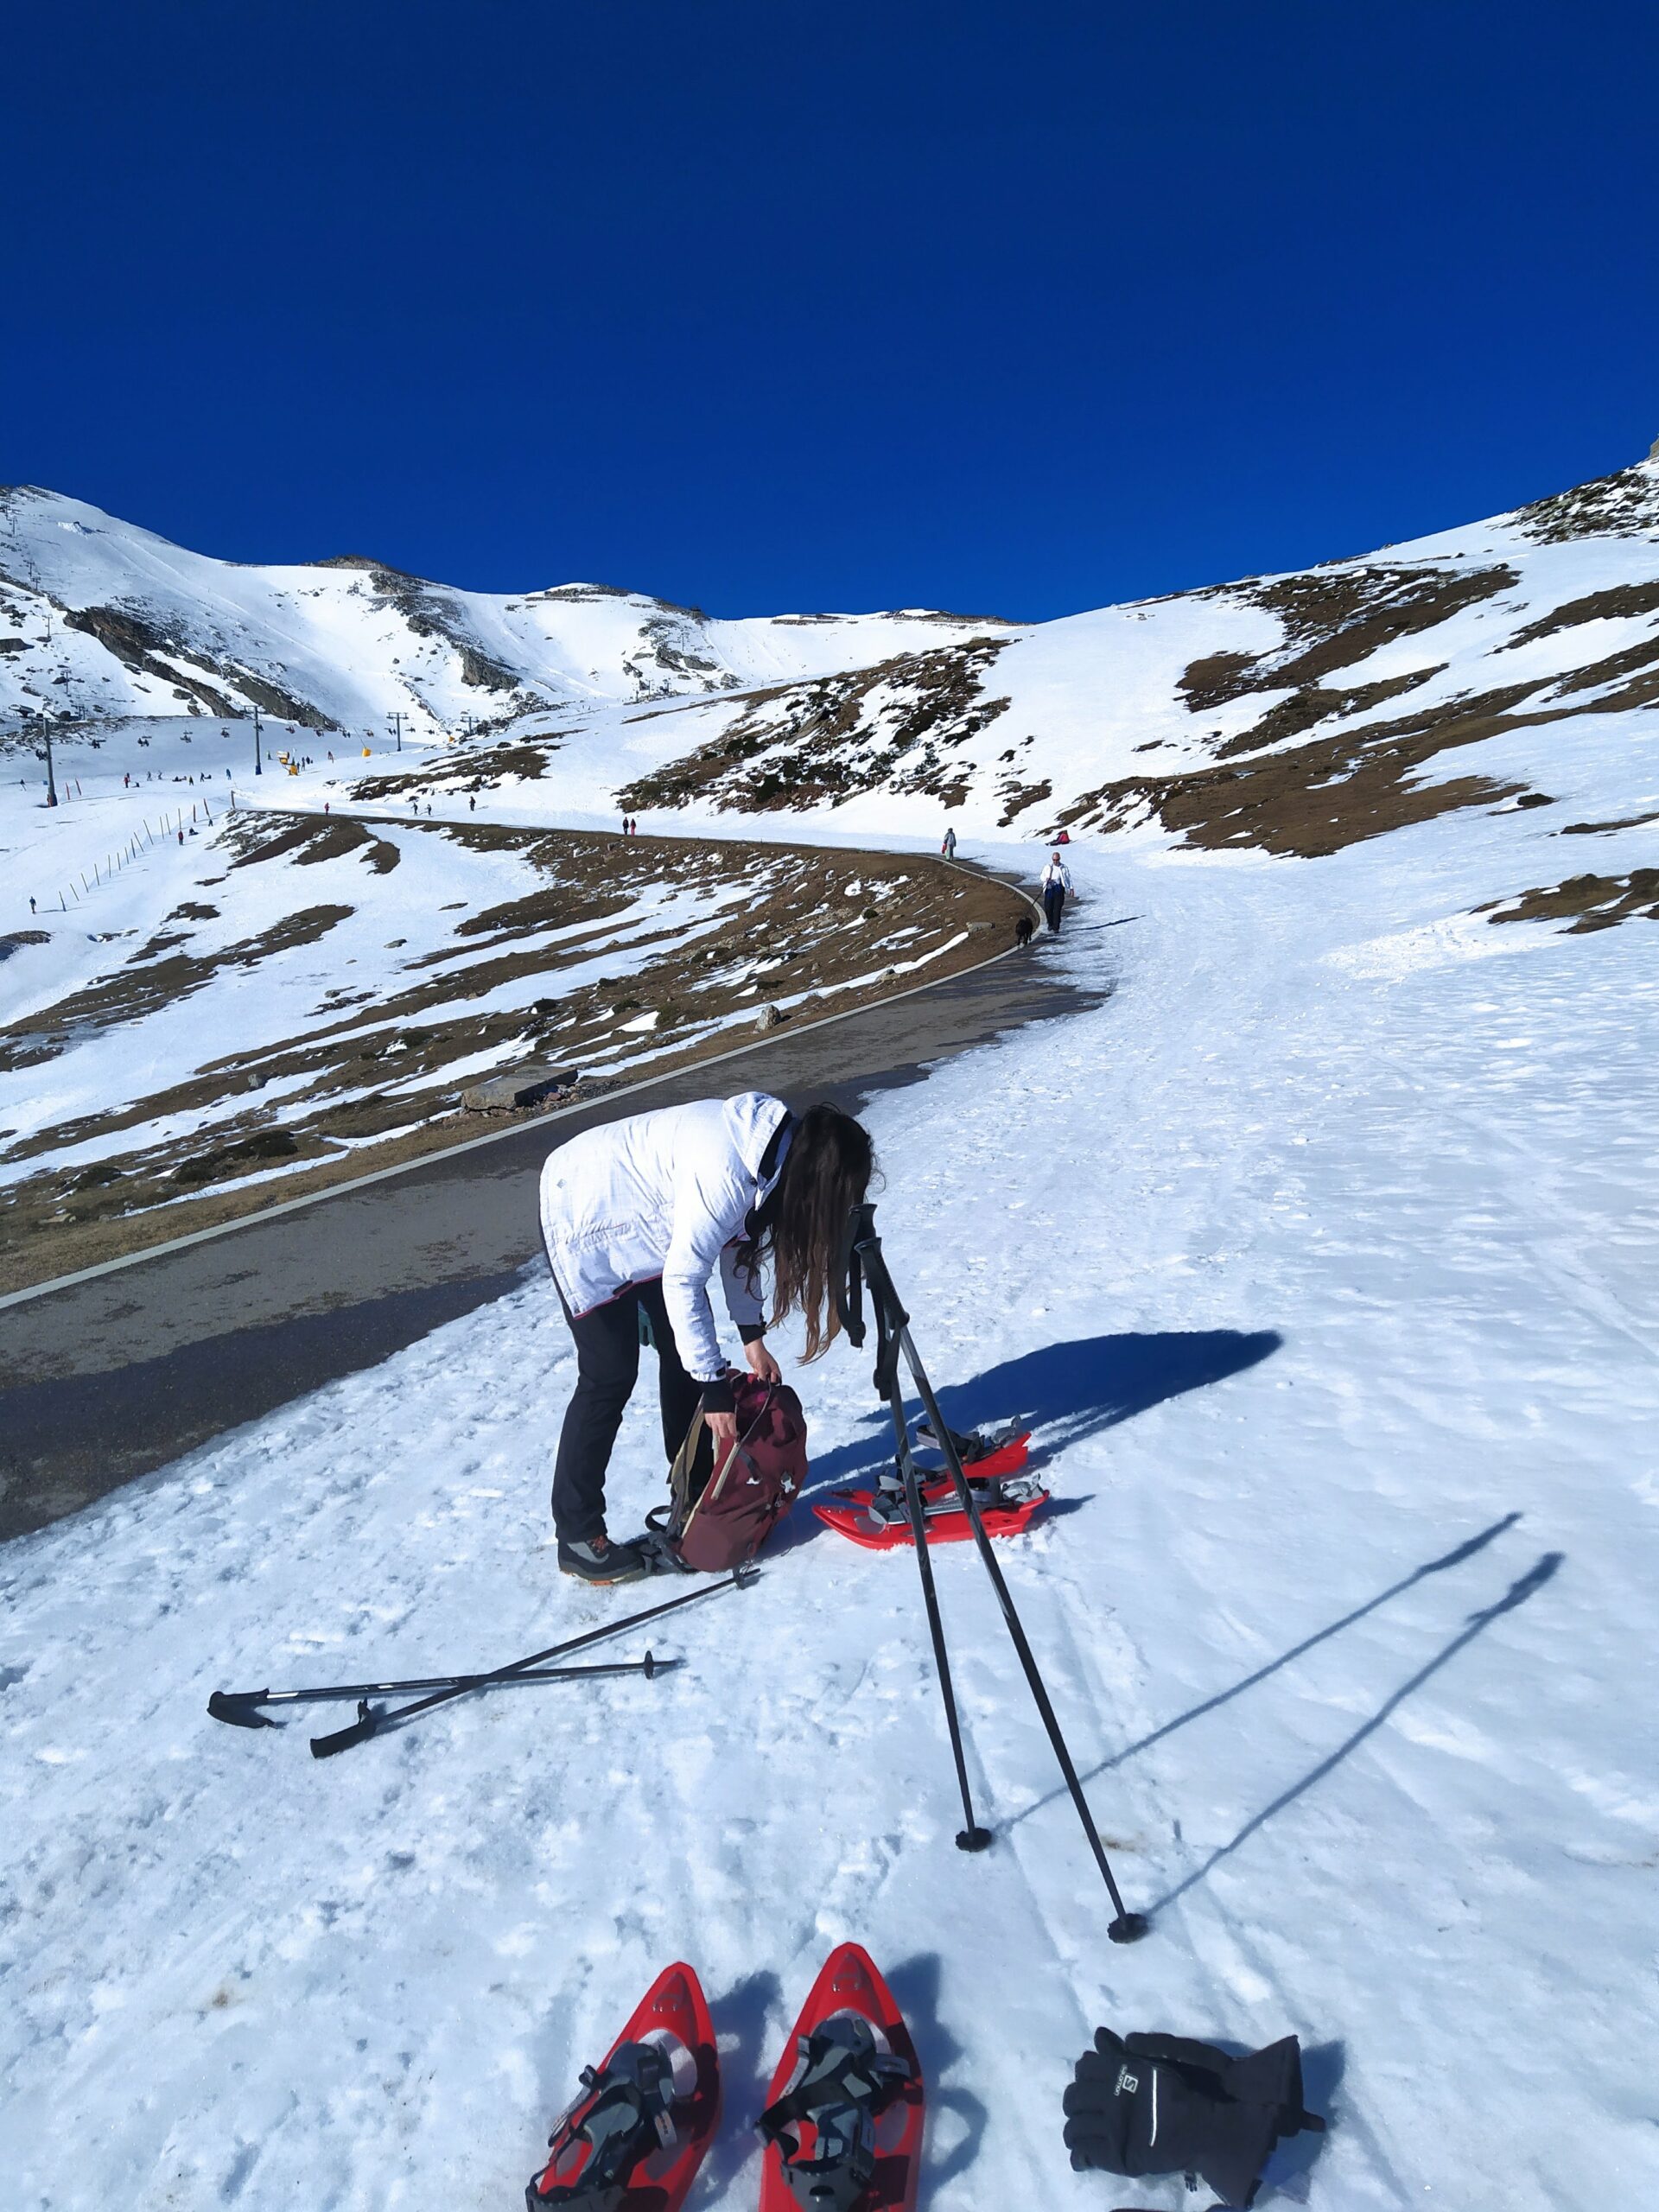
[527,1961,719,2212]
[758,1944,925,2212]
[813,1485,1049,1548]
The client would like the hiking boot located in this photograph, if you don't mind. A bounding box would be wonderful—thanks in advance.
[557,1530,648,1586]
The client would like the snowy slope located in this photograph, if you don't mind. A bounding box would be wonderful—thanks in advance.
[2,807,1655,2212]
[3,458,1658,2212]
[0,486,1007,742]
[0,720,1001,1274]
[9,461,1658,871]
[487,458,1659,855]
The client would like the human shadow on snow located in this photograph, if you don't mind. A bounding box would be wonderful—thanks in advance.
[799,1328,1285,1503]
[699,1967,783,2202]
[882,1952,988,2193]
[1147,1549,1564,1917]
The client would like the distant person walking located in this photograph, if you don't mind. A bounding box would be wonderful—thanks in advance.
[1039,849,1072,934]
[941,826,957,861]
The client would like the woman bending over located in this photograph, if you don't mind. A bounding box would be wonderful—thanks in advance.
[539,1091,874,1583]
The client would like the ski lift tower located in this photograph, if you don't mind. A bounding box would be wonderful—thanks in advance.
[37,707,58,807]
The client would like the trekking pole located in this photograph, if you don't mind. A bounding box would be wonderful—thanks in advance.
[208,1655,668,1730]
[842,1204,1148,1943]
[210,1567,750,1759]
[838,1209,989,1853]
[883,1366,992,1853]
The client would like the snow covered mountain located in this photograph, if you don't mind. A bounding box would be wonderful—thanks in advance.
[10,459,1656,874]
[0,485,1007,741]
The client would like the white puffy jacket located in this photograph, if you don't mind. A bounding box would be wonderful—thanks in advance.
[539,1092,791,1382]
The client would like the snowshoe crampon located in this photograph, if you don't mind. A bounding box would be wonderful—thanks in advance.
[527,1962,718,2212]
[758,1944,924,2212]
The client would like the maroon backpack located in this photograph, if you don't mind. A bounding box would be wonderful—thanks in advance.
[655,1376,808,1571]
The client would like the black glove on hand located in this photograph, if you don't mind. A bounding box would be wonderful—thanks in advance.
[699,1375,737,1416]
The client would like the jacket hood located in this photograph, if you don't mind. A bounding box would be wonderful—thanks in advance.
[725,1091,791,1200]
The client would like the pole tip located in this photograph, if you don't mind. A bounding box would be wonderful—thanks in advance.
[1107,1911,1152,1945]
[955,1826,994,1853]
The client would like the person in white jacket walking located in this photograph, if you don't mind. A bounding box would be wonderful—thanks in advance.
[1039,849,1073,934]
[539,1091,874,1582]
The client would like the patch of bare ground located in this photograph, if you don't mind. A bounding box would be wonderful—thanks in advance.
[0,903,355,1075]
[227,813,400,872]
[1559,808,1659,836]
[615,639,1013,814]
[1475,869,1659,933]
[0,823,1027,1294]
[1497,579,1659,648]
[59,601,332,726]
[1513,462,1659,544]
[353,737,559,804]
[1059,623,1659,860]
[1179,563,1517,716]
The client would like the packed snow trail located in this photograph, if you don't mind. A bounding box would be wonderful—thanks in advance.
[3,818,1656,2211]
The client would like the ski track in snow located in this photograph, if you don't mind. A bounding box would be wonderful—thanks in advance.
[3,810,1658,2211]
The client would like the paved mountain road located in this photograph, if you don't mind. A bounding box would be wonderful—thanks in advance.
[1,946,1097,1539]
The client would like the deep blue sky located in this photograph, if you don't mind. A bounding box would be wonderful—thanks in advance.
[5,2,1656,618]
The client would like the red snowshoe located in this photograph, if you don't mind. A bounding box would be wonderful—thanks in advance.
[813,1478,1048,1549]
[758,1945,925,2212]
[814,1419,1046,1548]
[526,1962,719,2211]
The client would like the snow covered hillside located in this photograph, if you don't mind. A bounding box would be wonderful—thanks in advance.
[0,721,1014,1293]
[0,485,1005,742]
[11,461,1659,875]
[223,454,1656,875]
[2,457,1656,2211]
[3,808,1655,2211]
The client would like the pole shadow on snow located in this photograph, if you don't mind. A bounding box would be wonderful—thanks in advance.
[1012,1510,1527,1836]
[1147,1550,1564,1917]
[800,1328,1286,1507]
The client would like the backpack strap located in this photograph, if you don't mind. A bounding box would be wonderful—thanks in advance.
[755,2015,912,2212]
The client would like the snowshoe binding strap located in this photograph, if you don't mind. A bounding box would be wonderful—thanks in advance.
[915,1416,1022,1465]
[756,2012,913,2212]
[528,2036,686,2210]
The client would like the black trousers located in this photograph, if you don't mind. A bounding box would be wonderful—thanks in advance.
[551,1278,707,1541]
[1043,886,1066,933]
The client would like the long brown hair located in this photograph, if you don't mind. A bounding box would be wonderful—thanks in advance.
[741,1103,874,1361]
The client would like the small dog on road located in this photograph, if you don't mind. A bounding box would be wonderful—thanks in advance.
[1014,914,1035,948]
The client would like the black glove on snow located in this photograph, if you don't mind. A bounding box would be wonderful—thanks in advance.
[1062,2026,1325,2209]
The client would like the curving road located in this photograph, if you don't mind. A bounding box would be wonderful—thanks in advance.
[1,940,1099,1539]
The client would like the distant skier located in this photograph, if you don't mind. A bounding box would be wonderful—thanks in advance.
[538,1094,874,1584]
[29,896,37,914]
[941,826,957,861]
[1039,849,1072,934]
